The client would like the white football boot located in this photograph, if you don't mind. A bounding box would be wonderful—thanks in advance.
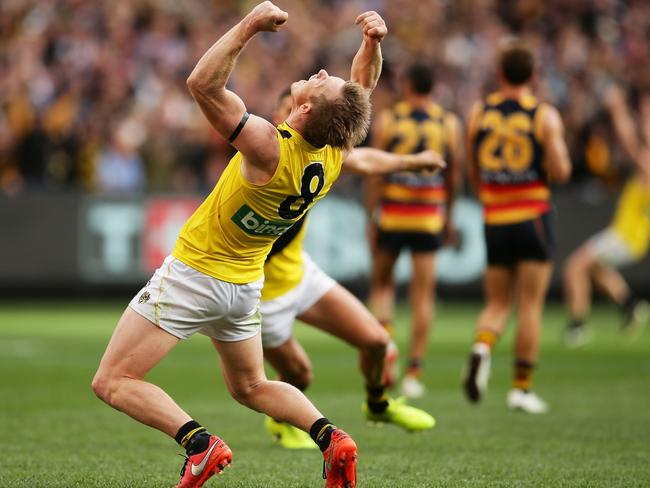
[463,342,491,403]
[400,375,425,399]
[506,389,549,414]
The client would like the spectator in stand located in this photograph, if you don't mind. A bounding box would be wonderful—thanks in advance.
[0,0,649,195]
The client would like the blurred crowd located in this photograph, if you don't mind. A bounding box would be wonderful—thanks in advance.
[0,0,648,195]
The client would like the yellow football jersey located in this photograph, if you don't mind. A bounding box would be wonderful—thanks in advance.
[261,217,308,301]
[611,174,650,258]
[173,122,342,283]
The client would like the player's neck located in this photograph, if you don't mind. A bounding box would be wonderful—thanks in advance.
[499,84,532,100]
[283,112,322,148]
[285,112,305,133]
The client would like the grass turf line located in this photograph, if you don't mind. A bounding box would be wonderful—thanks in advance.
[0,301,649,487]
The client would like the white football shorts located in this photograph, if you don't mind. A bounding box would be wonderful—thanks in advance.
[587,227,636,267]
[260,253,336,349]
[129,255,263,342]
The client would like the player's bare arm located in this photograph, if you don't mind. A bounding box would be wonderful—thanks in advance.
[186,1,288,176]
[604,84,650,180]
[603,84,641,163]
[350,11,387,93]
[540,105,572,183]
[443,113,463,244]
[362,112,391,244]
[343,148,446,176]
[465,101,484,194]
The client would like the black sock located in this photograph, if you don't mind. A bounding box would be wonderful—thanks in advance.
[175,420,211,456]
[406,358,423,378]
[407,358,422,370]
[568,318,585,330]
[366,384,389,414]
[309,418,335,452]
[622,293,637,313]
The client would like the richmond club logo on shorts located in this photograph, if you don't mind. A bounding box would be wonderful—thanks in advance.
[231,204,293,237]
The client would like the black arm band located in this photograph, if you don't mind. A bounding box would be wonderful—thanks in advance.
[227,111,250,143]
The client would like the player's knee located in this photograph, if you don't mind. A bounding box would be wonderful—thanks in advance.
[564,252,591,279]
[563,255,578,278]
[229,378,266,407]
[371,270,393,290]
[284,367,312,391]
[487,300,512,318]
[91,369,117,405]
[361,325,390,354]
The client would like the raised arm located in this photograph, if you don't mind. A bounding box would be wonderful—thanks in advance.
[350,11,387,93]
[603,84,640,163]
[343,148,446,175]
[540,104,572,184]
[186,2,288,175]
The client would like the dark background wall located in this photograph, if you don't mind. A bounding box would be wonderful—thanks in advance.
[1,189,647,299]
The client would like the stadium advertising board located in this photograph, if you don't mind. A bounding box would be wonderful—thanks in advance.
[1,192,648,294]
[78,196,200,283]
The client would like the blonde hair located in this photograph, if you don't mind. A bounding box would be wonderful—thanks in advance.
[302,81,371,149]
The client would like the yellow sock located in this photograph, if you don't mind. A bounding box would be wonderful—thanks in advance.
[474,329,498,350]
[380,320,394,338]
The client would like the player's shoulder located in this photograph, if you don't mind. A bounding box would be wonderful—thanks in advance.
[277,122,324,154]
[520,94,540,110]
[425,101,446,119]
[276,122,294,141]
[393,101,412,117]
[532,101,562,144]
[535,102,561,126]
[442,109,462,138]
[466,100,486,136]
[485,91,505,106]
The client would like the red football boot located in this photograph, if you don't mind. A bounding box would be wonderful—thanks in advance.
[176,435,232,488]
[322,429,357,488]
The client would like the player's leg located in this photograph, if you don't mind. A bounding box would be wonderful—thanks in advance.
[298,283,388,389]
[401,251,435,398]
[368,237,401,387]
[563,228,644,342]
[508,260,552,414]
[93,308,231,487]
[215,333,322,429]
[562,240,597,345]
[92,307,188,436]
[261,281,314,392]
[213,334,357,485]
[593,261,649,334]
[263,338,316,449]
[368,246,400,332]
[476,267,514,337]
[297,284,435,431]
[592,263,630,305]
[463,265,514,403]
[265,337,313,392]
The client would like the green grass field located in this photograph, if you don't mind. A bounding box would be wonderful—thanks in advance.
[1,300,649,487]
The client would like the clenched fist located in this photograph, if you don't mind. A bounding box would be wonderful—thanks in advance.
[355,11,388,42]
[412,149,447,175]
[247,1,288,33]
